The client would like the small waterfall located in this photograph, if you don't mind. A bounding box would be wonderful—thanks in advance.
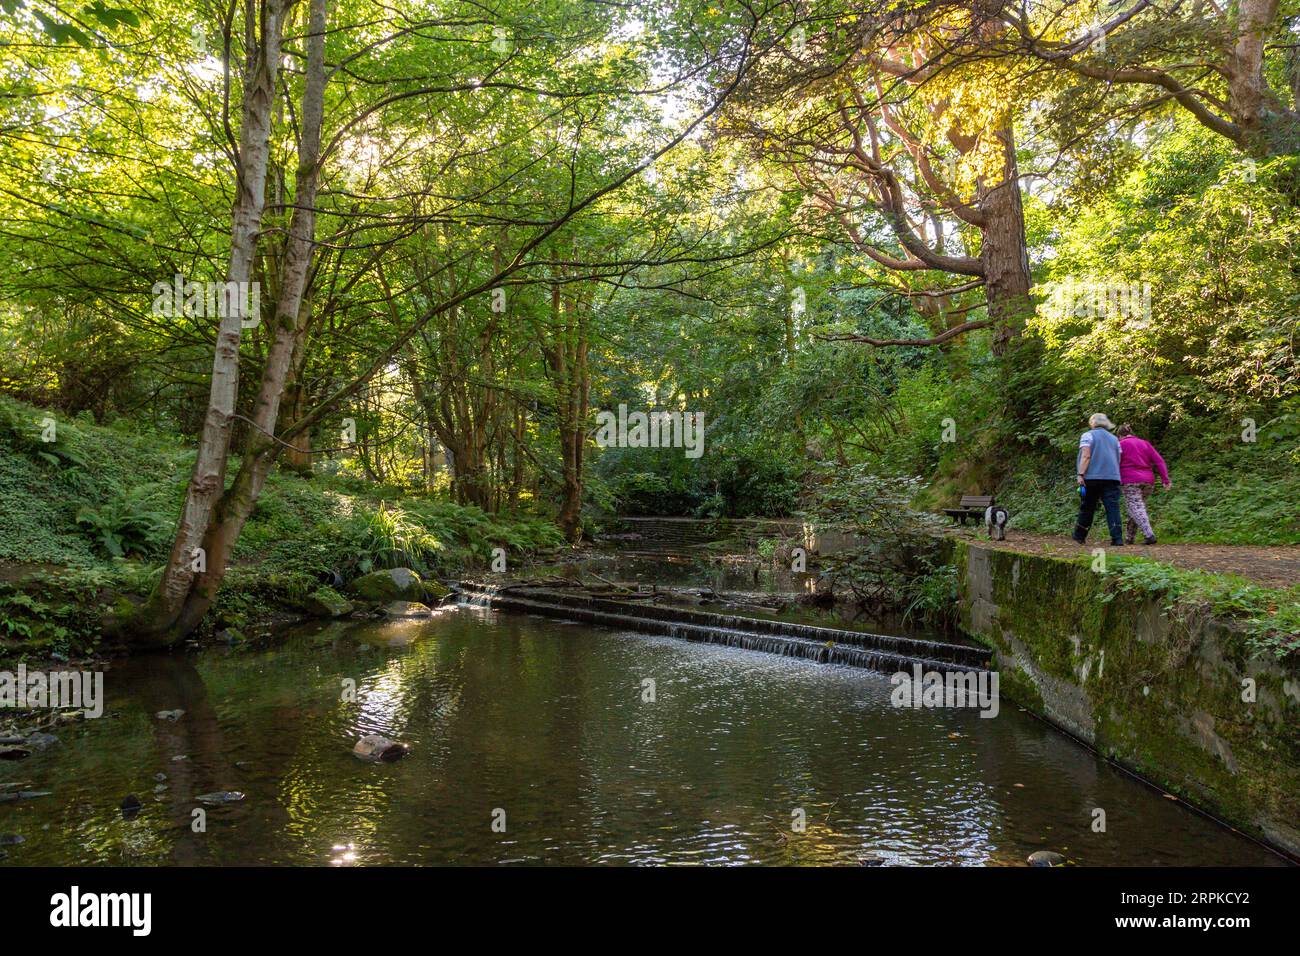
[453,582,992,677]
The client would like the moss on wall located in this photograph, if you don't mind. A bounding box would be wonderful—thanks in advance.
[952,538,1300,858]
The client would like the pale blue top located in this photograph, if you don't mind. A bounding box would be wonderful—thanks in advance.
[1078,427,1121,481]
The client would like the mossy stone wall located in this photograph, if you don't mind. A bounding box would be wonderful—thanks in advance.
[952,539,1300,859]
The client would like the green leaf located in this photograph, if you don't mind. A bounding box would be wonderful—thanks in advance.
[32,10,94,47]
[82,2,138,29]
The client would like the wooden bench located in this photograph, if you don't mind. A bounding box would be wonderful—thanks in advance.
[943,495,994,525]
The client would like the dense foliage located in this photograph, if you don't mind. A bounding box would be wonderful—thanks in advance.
[0,1,1296,647]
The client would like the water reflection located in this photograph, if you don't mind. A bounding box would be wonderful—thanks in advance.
[0,608,1285,866]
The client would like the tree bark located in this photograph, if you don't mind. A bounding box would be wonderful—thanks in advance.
[130,0,330,644]
[129,0,287,646]
[1225,0,1282,154]
[976,123,1032,353]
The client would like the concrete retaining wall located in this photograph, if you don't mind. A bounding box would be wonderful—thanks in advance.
[953,538,1300,858]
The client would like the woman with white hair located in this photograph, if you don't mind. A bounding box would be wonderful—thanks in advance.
[1072,413,1125,546]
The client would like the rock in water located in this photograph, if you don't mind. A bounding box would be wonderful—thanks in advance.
[383,601,432,619]
[0,833,25,846]
[155,710,185,721]
[352,734,410,762]
[120,794,143,820]
[0,747,31,761]
[1027,850,1066,867]
[196,791,245,805]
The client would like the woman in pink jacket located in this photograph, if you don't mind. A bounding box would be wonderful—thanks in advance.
[1116,424,1172,544]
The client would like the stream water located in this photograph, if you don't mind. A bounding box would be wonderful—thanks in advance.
[0,598,1284,866]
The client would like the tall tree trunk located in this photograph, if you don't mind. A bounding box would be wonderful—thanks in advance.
[545,282,590,542]
[977,124,1032,354]
[131,0,330,643]
[128,0,287,646]
[1226,0,1282,154]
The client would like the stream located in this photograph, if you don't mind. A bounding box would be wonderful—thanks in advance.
[0,566,1284,865]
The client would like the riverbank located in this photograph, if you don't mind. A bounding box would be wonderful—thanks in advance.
[950,537,1300,859]
[0,396,563,661]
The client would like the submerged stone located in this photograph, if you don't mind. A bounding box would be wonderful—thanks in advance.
[120,794,142,820]
[197,791,245,805]
[1027,850,1066,867]
[352,734,409,762]
[0,790,51,803]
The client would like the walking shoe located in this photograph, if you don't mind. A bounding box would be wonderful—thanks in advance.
[1143,536,1157,545]
[1111,541,1124,547]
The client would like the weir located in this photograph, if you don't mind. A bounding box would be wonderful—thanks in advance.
[453,581,992,676]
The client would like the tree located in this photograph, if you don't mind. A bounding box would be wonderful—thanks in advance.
[985,0,1300,158]
[726,4,1033,352]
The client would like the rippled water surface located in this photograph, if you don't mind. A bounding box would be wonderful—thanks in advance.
[0,606,1284,865]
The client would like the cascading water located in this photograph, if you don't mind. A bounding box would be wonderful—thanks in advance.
[453,582,991,677]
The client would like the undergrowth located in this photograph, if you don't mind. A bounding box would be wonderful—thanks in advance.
[1103,555,1300,661]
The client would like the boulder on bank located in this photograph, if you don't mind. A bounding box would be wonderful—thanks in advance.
[383,601,432,619]
[304,586,354,618]
[351,567,425,602]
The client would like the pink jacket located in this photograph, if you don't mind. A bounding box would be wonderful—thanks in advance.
[1119,435,1169,486]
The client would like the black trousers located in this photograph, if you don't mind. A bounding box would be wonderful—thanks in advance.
[1073,479,1123,545]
